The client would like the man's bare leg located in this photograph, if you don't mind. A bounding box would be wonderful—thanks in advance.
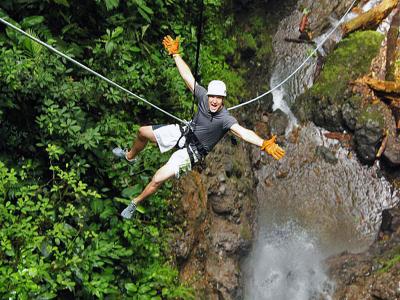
[126,126,157,160]
[133,163,175,205]
[120,163,175,219]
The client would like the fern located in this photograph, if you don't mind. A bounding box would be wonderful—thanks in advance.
[22,29,43,58]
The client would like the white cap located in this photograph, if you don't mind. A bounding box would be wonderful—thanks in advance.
[207,80,227,97]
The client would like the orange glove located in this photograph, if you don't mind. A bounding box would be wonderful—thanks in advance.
[162,35,180,55]
[261,135,285,160]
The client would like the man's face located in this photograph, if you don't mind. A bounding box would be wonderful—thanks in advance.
[208,95,224,113]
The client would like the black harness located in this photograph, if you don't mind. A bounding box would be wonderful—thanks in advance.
[176,122,208,166]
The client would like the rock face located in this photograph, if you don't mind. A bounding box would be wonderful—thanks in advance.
[293,31,385,133]
[269,109,289,136]
[384,134,400,166]
[327,204,400,299]
[293,27,400,167]
[174,139,255,299]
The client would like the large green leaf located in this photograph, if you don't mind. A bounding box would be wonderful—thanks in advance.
[121,184,142,198]
[21,16,45,28]
[53,0,70,7]
[104,0,120,10]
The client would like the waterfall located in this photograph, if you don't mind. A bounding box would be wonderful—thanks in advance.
[243,222,334,300]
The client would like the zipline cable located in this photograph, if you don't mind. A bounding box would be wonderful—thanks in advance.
[0,17,186,124]
[228,0,358,111]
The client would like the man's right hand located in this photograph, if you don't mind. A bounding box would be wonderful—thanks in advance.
[162,35,180,55]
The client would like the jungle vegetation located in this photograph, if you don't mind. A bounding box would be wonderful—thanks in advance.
[0,0,247,298]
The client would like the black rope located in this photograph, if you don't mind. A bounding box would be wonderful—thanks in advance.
[191,0,204,118]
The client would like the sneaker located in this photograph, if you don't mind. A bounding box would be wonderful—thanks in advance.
[112,147,136,163]
[121,202,137,219]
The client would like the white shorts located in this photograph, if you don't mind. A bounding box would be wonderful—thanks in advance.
[153,124,197,178]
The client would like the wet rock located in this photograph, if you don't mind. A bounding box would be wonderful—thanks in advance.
[174,233,192,260]
[263,94,274,113]
[327,205,400,299]
[315,99,345,132]
[218,173,226,183]
[218,184,227,195]
[354,104,385,164]
[276,170,289,179]
[383,133,400,167]
[206,254,239,300]
[342,96,363,131]
[224,161,233,177]
[342,102,356,131]
[210,192,235,215]
[205,167,212,176]
[210,217,246,254]
[254,121,270,137]
[224,160,242,178]
[305,0,356,38]
[380,206,400,235]
[321,36,337,57]
[315,145,338,164]
[269,109,288,136]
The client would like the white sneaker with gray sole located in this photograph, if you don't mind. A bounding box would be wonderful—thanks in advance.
[121,202,137,219]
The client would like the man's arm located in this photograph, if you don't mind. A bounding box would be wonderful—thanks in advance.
[230,123,285,160]
[173,54,195,93]
[163,35,196,93]
[230,123,263,147]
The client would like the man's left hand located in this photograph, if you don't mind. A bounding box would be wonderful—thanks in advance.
[261,135,285,160]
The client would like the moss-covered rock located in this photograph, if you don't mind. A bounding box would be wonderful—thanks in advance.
[293,31,384,131]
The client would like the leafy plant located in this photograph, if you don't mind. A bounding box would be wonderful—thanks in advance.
[0,0,243,298]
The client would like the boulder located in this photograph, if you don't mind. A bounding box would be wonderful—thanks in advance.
[327,204,400,299]
[269,109,289,136]
[342,96,363,131]
[315,145,338,164]
[293,31,384,131]
[354,103,385,164]
[209,192,235,214]
[206,254,240,300]
[383,133,400,167]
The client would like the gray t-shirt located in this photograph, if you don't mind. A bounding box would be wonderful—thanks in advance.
[191,84,237,152]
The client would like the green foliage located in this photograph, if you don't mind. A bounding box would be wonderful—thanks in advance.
[379,253,400,273]
[0,0,244,298]
[0,155,192,299]
[376,245,400,273]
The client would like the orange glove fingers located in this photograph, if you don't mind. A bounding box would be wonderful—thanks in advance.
[277,146,285,155]
[170,37,179,54]
[163,35,173,45]
[273,146,285,160]
[274,151,284,160]
[261,135,276,150]
[261,139,285,160]
[162,35,179,55]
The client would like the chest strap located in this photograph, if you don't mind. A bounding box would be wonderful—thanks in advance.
[176,124,208,165]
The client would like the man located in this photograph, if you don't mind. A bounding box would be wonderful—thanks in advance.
[113,35,285,219]
[299,8,312,41]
